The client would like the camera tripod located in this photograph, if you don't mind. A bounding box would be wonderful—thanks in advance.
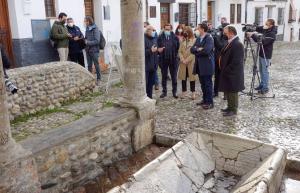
[243,36,275,100]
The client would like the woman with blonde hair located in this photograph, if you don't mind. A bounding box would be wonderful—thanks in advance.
[178,26,197,100]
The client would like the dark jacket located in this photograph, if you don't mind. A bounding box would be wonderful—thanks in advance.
[51,21,69,48]
[85,23,100,54]
[213,33,228,61]
[219,37,245,92]
[191,33,215,76]
[0,45,10,78]
[252,26,277,59]
[157,32,179,65]
[67,25,84,54]
[145,35,158,72]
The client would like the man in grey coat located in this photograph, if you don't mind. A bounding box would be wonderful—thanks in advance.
[84,16,101,85]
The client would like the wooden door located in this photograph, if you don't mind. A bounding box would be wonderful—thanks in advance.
[84,0,94,18]
[160,3,170,29]
[207,2,212,22]
[0,0,14,67]
[179,4,189,26]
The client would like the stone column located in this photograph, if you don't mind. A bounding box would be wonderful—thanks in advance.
[0,51,40,193]
[120,0,156,151]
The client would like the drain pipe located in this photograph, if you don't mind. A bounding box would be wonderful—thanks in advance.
[146,0,149,22]
[245,0,248,24]
[200,0,202,22]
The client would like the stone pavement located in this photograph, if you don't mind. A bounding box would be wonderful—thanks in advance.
[155,42,300,160]
[11,42,300,160]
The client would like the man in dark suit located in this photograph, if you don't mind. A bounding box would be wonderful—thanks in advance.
[157,24,180,99]
[144,25,158,99]
[191,23,215,110]
[219,25,245,117]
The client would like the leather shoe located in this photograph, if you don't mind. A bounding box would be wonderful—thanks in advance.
[196,101,205,106]
[223,111,237,117]
[173,94,178,99]
[202,104,214,110]
[160,93,167,98]
[255,85,263,91]
[221,108,230,112]
[258,89,269,94]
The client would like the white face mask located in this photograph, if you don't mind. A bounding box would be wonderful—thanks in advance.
[195,31,200,37]
[68,23,74,27]
[263,25,269,30]
[178,29,183,33]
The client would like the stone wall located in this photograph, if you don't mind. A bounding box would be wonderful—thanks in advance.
[21,107,137,193]
[6,62,95,120]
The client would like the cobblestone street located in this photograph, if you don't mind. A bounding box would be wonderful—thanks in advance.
[155,42,300,160]
[11,42,300,160]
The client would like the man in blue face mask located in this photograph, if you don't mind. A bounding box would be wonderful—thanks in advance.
[157,24,180,99]
[144,26,159,99]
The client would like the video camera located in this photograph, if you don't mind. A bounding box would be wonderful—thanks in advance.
[242,24,258,32]
[5,78,18,94]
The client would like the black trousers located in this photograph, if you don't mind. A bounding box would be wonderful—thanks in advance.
[214,63,220,96]
[182,67,195,92]
[199,75,213,105]
[69,52,85,67]
[146,70,156,99]
[161,59,178,95]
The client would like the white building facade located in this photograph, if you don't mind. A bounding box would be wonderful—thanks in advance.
[1,0,299,67]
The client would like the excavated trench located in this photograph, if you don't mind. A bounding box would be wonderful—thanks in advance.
[79,131,295,193]
[281,169,300,193]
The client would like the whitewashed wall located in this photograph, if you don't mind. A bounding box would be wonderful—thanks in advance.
[7,0,86,39]
[8,0,46,39]
[247,0,287,38]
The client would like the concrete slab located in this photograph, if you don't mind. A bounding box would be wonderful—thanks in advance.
[107,129,287,193]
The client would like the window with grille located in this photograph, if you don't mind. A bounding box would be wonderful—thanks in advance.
[44,0,55,18]
[84,0,94,18]
[237,4,242,24]
[230,4,235,24]
[150,6,156,18]
[255,8,264,25]
[179,4,189,25]
[278,8,284,25]
[188,3,197,28]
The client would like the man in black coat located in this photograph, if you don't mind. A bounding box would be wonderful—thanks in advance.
[67,18,85,67]
[157,24,179,99]
[191,23,215,110]
[247,19,277,94]
[219,25,245,117]
[144,26,158,99]
[213,23,229,97]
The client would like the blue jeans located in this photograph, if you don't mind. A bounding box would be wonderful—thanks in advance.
[154,70,159,86]
[87,52,101,80]
[259,57,270,90]
[199,75,213,105]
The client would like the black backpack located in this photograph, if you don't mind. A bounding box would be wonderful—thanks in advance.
[99,30,106,50]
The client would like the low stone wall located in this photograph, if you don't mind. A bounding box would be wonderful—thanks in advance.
[21,107,137,193]
[6,62,95,120]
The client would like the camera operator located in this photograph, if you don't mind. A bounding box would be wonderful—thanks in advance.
[0,44,10,78]
[247,19,277,94]
[1,44,18,94]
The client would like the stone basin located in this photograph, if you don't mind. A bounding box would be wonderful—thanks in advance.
[107,129,287,193]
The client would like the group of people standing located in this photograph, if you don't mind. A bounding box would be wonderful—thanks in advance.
[50,12,104,85]
[144,20,245,117]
